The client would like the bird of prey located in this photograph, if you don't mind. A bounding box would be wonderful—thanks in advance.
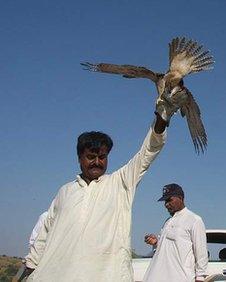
[81,37,214,154]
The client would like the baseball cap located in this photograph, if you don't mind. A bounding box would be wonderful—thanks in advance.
[158,183,184,201]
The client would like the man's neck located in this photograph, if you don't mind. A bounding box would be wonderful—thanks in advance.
[170,205,185,216]
[80,174,91,185]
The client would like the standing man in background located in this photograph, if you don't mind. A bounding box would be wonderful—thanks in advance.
[143,183,208,282]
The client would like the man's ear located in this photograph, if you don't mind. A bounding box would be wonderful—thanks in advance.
[179,196,184,203]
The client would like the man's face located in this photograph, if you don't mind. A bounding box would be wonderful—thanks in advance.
[164,196,184,215]
[79,145,108,183]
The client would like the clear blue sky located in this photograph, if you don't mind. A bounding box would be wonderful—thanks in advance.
[1,0,226,257]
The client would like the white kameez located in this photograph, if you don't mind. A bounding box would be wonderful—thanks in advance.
[25,125,166,282]
[143,207,208,282]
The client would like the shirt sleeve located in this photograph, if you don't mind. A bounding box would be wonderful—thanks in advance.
[191,218,208,281]
[25,196,59,269]
[29,212,48,248]
[115,120,166,198]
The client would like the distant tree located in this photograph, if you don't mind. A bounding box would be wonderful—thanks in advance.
[0,255,22,282]
[5,264,18,276]
[0,274,9,282]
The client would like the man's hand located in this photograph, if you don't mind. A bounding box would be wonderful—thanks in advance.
[12,265,35,282]
[24,267,35,276]
[144,234,158,246]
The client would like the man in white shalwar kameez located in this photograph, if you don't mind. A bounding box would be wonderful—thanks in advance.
[23,91,187,282]
[143,183,208,282]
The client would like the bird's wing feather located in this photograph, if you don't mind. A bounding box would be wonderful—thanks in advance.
[180,88,207,154]
[81,62,161,83]
[169,37,214,79]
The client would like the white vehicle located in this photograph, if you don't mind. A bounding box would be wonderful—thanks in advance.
[132,229,226,282]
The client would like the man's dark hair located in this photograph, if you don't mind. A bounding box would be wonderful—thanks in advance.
[77,131,113,157]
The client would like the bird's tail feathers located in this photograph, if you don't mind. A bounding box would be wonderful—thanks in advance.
[169,37,214,76]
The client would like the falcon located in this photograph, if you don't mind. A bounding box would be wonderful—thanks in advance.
[81,37,214,154]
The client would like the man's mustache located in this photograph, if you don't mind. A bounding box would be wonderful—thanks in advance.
[89,164,104,169]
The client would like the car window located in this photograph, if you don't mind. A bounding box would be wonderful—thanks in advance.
[208,243,226,261]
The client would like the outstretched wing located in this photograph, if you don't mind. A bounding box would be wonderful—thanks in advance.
[81,62,161,83]
[169,37,214,79]
[181,88,207,154]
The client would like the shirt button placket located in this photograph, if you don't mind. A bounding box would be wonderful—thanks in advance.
[80,182,93,227]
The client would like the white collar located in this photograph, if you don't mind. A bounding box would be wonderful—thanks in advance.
[76,174,106,187]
